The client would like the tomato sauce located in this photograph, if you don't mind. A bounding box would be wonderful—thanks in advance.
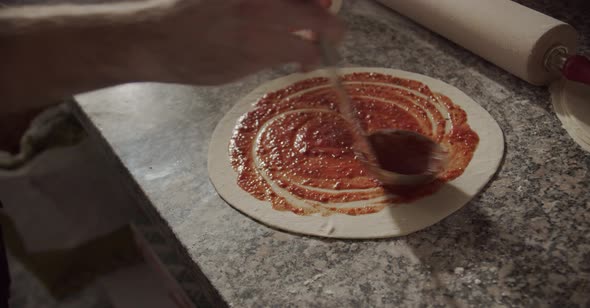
[229,72,479,216]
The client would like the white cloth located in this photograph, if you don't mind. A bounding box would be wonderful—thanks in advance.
[0,138,140,252]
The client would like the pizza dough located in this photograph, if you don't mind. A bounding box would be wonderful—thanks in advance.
[208,68,504,238]
[551,80,590,152]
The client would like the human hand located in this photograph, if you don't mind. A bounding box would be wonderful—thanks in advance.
[131,0,344,85]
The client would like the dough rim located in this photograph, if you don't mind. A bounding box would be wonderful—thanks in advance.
[208,67,505,239]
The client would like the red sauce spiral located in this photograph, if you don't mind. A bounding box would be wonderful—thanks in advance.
[230,72,479,216]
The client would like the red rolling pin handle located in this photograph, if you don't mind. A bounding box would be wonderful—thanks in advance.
[562,55,590,86]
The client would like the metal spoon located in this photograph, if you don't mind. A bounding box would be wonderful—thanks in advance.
[318,38,446,186]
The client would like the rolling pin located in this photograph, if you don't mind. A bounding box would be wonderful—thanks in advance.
[376,0,590,86]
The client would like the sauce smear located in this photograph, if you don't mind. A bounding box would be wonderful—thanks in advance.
[230,72,479,216]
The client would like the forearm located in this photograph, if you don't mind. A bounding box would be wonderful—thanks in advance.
[0,25,129,152]
[0,0,181,116]
[2,26,123,114]
[0,1,185,153]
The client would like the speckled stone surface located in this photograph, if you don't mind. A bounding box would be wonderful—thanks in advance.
[73,1,590,307]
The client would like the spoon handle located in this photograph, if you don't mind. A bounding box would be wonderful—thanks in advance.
[317,38,376,164]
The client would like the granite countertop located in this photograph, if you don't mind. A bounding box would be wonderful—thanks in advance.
[73,1,590,306]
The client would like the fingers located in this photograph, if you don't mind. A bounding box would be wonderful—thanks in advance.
[157,0,345,84]
[237,0,344,43]
[259,28,321,67]
[279,0,344,42]
[232,0,344,68]
[317,0,333,9]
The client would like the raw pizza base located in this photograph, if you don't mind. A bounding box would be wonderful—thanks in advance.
[208,67,504,239]
[551,79,590,152]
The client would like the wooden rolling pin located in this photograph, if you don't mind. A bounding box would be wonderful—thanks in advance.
[376,0,590,86]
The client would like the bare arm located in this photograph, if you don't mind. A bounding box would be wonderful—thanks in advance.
[0,0,182,114]
[0,0,342,151]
